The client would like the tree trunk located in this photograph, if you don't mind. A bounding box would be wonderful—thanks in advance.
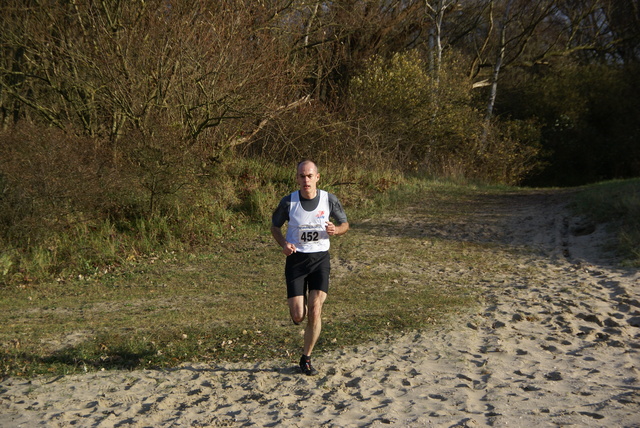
[482,0,515,147]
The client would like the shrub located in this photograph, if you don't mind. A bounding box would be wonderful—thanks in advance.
[348,50,542,183]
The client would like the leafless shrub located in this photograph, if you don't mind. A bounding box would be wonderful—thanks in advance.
[0,124,119,242]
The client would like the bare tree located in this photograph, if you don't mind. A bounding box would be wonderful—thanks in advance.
[0,1,307,152]
[424,0,459,81]
[469,0,558,145]
[484,0,515,129]
[604,0,640,62]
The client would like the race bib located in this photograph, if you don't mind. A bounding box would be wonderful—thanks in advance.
[298,224,325,245]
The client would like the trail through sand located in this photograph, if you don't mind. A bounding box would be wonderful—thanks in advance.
[1,190,639,427]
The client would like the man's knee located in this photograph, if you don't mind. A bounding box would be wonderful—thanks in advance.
[307,292,326,318]
[288,296,306,323]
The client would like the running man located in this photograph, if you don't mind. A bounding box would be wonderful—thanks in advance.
[271,160,349,375]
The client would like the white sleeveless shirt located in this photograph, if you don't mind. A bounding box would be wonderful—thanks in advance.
[285,190,331,253]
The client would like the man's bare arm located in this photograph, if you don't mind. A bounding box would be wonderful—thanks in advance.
[325,221,349,236]
[271,225,297,255]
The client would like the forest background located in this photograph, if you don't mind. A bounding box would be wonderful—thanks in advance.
[0,0,639,286]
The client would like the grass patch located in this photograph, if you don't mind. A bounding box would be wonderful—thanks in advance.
[0,177,486,378]
[571,178,640,266]
[1,177,635,378]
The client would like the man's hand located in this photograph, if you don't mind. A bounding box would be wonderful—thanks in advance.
[326,221,349,236]
[282,242,297,256]
[271,225,296,256]
[325,221,337,236]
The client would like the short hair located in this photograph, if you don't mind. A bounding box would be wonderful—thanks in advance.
[297,159,317,171]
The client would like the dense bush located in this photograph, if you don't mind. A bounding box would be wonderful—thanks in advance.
[349,51,542,184]
[0,123,401,285]
[498,63,640,186]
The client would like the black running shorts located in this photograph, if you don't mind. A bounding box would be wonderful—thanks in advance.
[285,251,330,299]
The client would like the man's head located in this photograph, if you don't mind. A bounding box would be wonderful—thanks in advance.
[296,160,320,198]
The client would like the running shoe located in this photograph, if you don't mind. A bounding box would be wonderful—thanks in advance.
[299,355,318,376]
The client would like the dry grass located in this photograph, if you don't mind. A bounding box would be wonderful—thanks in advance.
[0,180,480,377]
[2,178,637,378]
[571,178,640,266]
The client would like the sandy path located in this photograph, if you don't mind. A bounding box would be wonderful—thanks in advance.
[1,191,638,427]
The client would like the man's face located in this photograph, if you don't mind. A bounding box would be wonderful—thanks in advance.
[296,162,320,196]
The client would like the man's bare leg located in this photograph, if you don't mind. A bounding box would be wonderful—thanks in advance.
[303,290,327,356]
[288,295,306,325]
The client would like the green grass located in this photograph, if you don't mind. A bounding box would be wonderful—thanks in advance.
[0,225,479,377]
[571,178,640,266]
[1,176,638,378]
[0,177,479,378]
